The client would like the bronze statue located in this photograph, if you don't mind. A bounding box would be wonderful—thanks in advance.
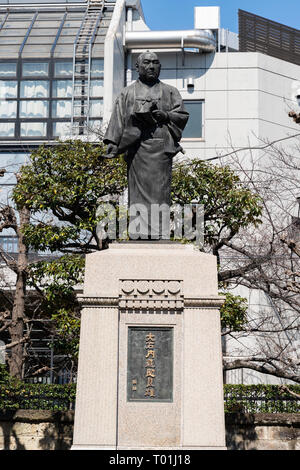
[103,51,189,238]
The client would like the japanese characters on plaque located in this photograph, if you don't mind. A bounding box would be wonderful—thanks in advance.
[127,327,173,402]
[145,332,156,398]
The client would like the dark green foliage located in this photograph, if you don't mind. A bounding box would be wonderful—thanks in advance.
[27,255,84,358]
[14,146,262,254]
[224,384,300,413]
[0,365,16,385]
[0,382,76,411]
[0,381,299,413]
[13,139,127,253]
[171,160,262,246]
[11,140,128,363]
[10,143,263,376]
[220,292,248,331]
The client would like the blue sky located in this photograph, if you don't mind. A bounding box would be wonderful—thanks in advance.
[140,0,300,33]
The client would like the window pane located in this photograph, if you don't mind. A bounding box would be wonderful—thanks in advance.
[90,79,103,97]
[5,20,32,29]
[34,20,61,28]
[90,100,103,118]
[0,236,18,253]
[91,59,104,77]
[20,81,49,98]
[72,80,104,99]
[53,121,75,138]
[0,63,17,77]
[0,171,16,185]
[73,83,87,98]
[0,152,29,169]
[20,100,49,118]
[0,81,17,98]
[182,101,203,138]
[0,100,17,118]
[0,152,30,199]
[62,21,82,28]
[89,119,102,132]
[22,62,49,77]
[52,100,71,118]
[54,62,73,77]
[53,80,72,98]
[0,122,15,137]
[20,122,47,137]
[73,100,86,117]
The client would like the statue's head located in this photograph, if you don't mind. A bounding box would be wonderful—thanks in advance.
[136,51,161,85]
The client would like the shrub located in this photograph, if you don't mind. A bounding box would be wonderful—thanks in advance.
[0,382,76,411]
[224,384,300,413]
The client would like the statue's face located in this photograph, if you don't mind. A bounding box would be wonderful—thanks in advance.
[136,53,161,83]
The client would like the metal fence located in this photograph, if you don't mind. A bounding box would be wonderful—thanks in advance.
[1,384,299,413]
[0,384,76,411]
[0,394,75,411]
[224,385,300,413]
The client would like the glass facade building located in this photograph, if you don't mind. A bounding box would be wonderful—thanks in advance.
[0,57,104,139]
[0,0,116,242]
[0,1,116,382]
[0,1,115,144]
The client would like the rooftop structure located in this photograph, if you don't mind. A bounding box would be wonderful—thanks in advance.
[239,9,300,66]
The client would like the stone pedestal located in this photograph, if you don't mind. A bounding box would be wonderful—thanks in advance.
[72,243,226,450]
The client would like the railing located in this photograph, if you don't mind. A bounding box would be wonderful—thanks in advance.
[0,383,299,413]
[239,9,300,66]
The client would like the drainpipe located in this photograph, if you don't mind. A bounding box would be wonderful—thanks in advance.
[127,6,133,31]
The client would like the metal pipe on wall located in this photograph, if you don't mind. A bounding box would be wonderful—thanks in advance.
[125,29,216,52]
[126,6,133,31]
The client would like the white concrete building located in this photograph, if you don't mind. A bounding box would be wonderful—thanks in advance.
[0,0,299,171]
[103,1,300,161]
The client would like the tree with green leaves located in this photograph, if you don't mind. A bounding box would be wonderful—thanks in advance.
[0,140,127,379]
[6,143,260,379]
[171,159,263,268]
[14,139,127,253]
[0,203,30,378]
[2,138,298,383]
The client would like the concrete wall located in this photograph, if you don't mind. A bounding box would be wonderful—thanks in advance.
[226,413,300,450]
[103,0,127,125]
[0,411,74,451]
[0,411,299,450]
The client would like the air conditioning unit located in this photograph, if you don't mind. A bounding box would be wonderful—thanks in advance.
[194,6,220,30]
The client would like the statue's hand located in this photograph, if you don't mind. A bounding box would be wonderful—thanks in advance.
[103,143,118,159]
[152,110,169,124]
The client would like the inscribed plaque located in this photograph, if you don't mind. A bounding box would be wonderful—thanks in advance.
[127,327,173,402]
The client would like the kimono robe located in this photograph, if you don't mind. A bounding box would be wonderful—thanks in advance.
[103,79,189,238]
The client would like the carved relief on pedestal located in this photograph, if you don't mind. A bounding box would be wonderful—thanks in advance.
[119,279,183,313]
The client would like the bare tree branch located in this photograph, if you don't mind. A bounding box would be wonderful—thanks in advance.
[224,358,300,384]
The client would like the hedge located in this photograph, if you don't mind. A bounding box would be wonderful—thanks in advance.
[0,383,76,411]
[224,384,300,413]
[0,382,299,413]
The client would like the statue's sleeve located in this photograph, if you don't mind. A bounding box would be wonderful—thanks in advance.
[103,93,125,147]
[167,87,189,142]
[103,86,142,153]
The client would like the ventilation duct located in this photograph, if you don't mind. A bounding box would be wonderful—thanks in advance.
[125,29,216,52]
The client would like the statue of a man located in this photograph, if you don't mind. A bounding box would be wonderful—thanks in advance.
[103,51,189,238]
